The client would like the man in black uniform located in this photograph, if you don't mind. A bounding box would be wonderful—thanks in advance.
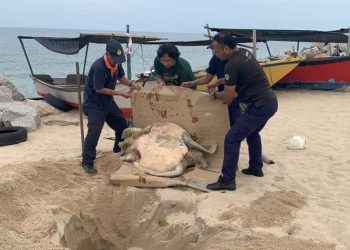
[82,39,140,173]
[207,32,278,191]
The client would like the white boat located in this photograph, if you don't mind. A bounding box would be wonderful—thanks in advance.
[18,32,163,119]
[31,74,158,119]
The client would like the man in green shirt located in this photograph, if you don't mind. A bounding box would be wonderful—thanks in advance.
[154,43,196,87]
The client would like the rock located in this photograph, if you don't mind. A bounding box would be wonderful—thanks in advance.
[0,101,41,131]
[0,75,25,101]
[23,99,61,116]
[300,46,319,58]
[0,86,13,103]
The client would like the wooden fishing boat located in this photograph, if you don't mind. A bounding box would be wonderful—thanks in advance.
[208,27,350,90]
[260,56,303,85]
[276,56,350,89]
[18,32,162,119]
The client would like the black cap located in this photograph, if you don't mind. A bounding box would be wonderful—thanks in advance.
[106,39,126,64]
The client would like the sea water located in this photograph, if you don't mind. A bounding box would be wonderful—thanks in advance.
[0,27,307,97]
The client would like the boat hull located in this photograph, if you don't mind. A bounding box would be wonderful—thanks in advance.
[260,57,302,85]
[276,56,350,88]
[34,79,159,119]
[195,56,301,91]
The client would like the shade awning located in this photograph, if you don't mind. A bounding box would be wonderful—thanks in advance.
[209,27,349,43]
[143,37,259,46]
[18,33,163,55]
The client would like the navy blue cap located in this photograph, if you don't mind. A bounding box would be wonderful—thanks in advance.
[106,39,126,64]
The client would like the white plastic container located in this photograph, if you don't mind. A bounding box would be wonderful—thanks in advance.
[287,136,306,150]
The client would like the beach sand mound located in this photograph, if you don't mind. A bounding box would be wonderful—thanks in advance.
[0,154,335,250]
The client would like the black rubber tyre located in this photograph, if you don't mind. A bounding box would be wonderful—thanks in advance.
[44,93,73,112]
[0,126,28,147]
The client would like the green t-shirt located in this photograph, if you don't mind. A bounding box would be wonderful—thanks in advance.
[154,56,196,86]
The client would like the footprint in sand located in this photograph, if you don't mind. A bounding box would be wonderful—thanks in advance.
[274,176,285,182]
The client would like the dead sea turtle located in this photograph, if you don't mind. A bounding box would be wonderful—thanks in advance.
[118,122,217,177]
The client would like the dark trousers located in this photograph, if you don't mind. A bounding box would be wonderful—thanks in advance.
[222,98,278,181]
[228,99,241,126]
[82,102,127,166]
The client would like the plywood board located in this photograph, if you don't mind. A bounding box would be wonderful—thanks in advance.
[131,86,230,172]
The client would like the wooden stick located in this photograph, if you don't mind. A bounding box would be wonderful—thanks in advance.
[76,62,84,156]
[252,29,257,58]
[110,173,209,192]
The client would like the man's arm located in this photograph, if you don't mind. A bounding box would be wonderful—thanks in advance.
[210,85,237,104]
[182,73,214,88]
[92,65,131,98]
[118,76,141,90]
[210,60,239,103]
[156,76,166,86]
[207,78,225,93]
[115,65,141,90]
[95,87,131,98]
[153,57,165,86]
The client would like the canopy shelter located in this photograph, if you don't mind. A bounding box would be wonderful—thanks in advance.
[143,36,261,46]
[18,32,163,78]
[18,33,162,55]
[329,28,350,34]
[206,27,350,58]
[208,27,349,43]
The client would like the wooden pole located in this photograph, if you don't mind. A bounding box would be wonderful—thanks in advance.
[76,62,84,156]
[296,41,300,54]
[82,43,89,77]
[126,24,132,80]
[18,37,34,75]
[204,23,212,40]
[252,29,257,58]
[265,41,272,57]
[347,27,350,56]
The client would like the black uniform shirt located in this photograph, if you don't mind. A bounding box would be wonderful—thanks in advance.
[224,49,276,106]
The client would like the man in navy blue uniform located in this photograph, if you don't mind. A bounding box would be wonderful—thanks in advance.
[182,43,225,92]
[82,39,140,173]
[207,32,278,191]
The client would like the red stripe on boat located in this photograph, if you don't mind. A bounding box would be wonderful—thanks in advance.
[278,57,350,84]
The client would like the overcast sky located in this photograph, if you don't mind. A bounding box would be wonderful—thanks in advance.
[1,0,350,33]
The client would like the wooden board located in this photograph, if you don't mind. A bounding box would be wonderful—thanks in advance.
[131,86,230,172]
[110,164,215,192]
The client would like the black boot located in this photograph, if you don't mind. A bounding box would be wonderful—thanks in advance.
[113,145,121,153]
[207,175,236,191]
[241,168,264,177]
[82,164,97,174]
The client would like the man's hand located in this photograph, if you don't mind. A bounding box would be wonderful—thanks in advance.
[156,77,165,87]
[181,81,196,88]
[207,81,220,94]
[120,92,131,99]
[114,90,131,99]
[130,82,141,91]
[209,92,217,101]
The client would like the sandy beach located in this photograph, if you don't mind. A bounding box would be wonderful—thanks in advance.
[0,89,349,249]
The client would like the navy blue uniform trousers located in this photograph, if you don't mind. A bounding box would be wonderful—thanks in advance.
[228,99,241,126]
[222,98,278,181]
[82,102,127,166]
